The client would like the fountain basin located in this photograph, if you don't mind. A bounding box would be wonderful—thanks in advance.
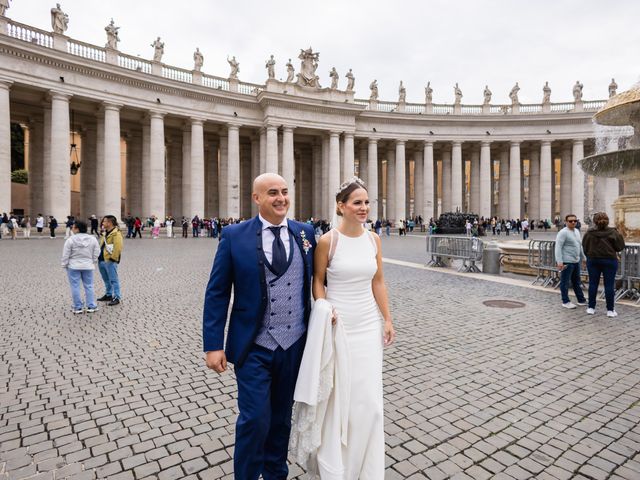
[579,148,640,180]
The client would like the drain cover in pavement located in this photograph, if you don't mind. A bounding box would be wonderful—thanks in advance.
[483,299,526,309]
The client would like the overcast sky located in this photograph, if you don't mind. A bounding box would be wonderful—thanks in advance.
[7,0,640,105]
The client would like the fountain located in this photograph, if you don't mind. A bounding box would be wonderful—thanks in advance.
[580,82,640,240]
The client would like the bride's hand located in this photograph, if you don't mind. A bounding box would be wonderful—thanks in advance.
[383,319,395,346]
[331,308,338,326]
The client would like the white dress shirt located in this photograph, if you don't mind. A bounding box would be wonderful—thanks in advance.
[259,214,290,264]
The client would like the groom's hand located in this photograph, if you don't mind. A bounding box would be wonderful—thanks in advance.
[205,350,227,373]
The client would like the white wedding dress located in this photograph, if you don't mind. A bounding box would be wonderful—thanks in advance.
[324,229,385,479]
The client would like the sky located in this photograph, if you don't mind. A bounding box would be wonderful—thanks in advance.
[7,0,640,105]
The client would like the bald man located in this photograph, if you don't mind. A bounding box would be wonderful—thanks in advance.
[203,173,316,479]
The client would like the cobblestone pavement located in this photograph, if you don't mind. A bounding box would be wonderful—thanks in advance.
[1,236,640,480]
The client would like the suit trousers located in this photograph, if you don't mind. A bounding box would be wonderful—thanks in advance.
[233,335,305,480]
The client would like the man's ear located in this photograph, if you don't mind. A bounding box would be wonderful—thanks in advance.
[252,193,260,205]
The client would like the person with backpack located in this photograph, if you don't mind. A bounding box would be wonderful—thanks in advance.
[49,216,58,238]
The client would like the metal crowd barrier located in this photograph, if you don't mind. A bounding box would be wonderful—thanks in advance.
[528,240,561,287]
[426,235,484,272]
[528,240,640,301]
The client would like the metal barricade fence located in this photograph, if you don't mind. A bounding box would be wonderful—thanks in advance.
[615,245,640,302]
[528,240,560,287]
[426,235,484,272]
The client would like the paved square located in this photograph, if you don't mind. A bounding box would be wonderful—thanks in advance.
[1,235,640,479]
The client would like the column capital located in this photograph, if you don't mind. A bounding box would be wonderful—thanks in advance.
[540,139,552,147]
[48,90,72,101]
[572,139,584,146]
[190,117,206,126]
[343,131,355,139]
[481,140,492,147]
[329,131,341,138]
[0,79,13,90]
[264,123,278,132]
[368,138,378,145]
[146,111,165,120]
[395,139,405,146]
[452,141,462,148]
[227,123,241,131]
[423,140,434,148]
[102,102,122,111]
[510,140,521,147]
[282,125,295,133]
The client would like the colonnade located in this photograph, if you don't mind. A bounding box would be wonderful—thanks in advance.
[2,83,605,224]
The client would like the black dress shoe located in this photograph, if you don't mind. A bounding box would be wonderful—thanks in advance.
[108,298,120,306]
[97,295,113,302]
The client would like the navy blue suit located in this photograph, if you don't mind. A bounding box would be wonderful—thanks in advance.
[203,216,316,479]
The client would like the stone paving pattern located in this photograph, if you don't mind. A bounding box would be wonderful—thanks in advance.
[1,236,640,479]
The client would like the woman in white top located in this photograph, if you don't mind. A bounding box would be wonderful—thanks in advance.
[311,177,395,479]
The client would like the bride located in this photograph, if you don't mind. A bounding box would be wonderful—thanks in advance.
[292,177,395,479]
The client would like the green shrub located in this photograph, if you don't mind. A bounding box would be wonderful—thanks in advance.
[11,169,28,184]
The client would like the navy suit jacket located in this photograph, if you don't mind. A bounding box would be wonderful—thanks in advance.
[203,216,316,366]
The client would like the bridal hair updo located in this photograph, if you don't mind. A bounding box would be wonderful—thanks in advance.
[335,176,367,216]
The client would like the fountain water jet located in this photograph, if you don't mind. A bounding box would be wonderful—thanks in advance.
[580,82,640,240]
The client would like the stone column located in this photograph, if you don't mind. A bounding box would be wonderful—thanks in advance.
[509,141,521,219]
[528,148,540,220]
[240,142,252,218]
[328,131,341,221]
[102,103,121,217]
[30,117,46,217]
[395,140,406,222]
[560,143,572,217]
[0,81,11,214]
[342,132,355,181]
[479,141,492,218]
[251,137,259,216]
[470,147,480,214]
[414,149,423,219]
[386,148,396,221]
[423,141,435,221]
[149,112,165,219]
[218,134,228,217]
[368,139,379,219]
[125,130,142,217]
[441,147,452,213]
[168,136,182,218]
[498,146,509,219]
[571,139,585,220]
[181,126,191,219]
[206,139,218,217]
[451,141,463,212]
[259,128,267,174]
[322,135,329,220]
[539,141,553,222]
[312,141,322,219]
[190,119,205,218]
[266,125,278,173]
[358,143,368,185]
[227,124,241,219]
[282,126,295,218]
[42,105,52,215]
[48,91,71,221]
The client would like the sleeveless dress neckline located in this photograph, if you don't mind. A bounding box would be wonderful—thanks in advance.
[336,228,367,239]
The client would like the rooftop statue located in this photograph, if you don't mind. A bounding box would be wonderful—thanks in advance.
[0,0,11,17]
[509,82,520,105]
[483,85,492,105]
[609,78,618,98]
[345,69,355,91]
[329,67,339,90]
[542,81,551,103]
[193,48,204,72]
[265,55,276,79]
[425,82,433,104]
[398,81,406,103]
[454,83,463,104]
[50,3,69,35]
[285,59,295,83]
[151,37,164,63]
[105,19,120,49]
[227,55,239,79]
[573,80,583,101]
[369,79,379,101]
[296,47,321,88]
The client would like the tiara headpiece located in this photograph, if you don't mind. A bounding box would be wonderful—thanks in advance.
[336,176,366,195]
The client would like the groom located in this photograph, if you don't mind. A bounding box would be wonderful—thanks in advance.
[203,173,316,479]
